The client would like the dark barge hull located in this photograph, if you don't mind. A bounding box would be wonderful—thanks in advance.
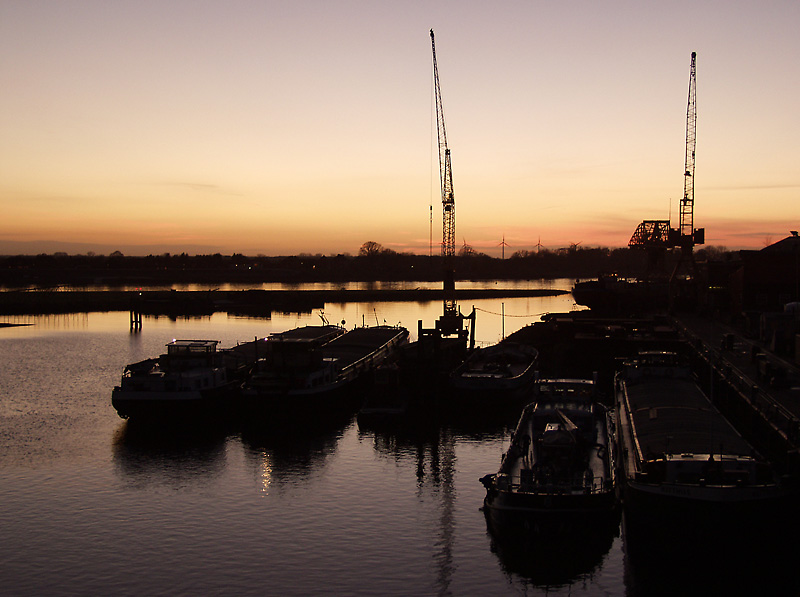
[483,491,619,537]
[620,477,792,537]
[615,353,786,532]
[111,383,240,421]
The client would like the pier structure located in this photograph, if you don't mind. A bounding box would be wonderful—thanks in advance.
[675,315,800,474]
[507,312,800,475]
[129,292,142,331]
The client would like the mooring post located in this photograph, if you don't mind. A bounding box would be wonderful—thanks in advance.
[130,292,142,331]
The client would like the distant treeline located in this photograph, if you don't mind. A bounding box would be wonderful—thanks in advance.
[0,242,733,288]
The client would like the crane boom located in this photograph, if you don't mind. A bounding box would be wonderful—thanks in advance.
[679,51,697,242]
[430,29,457,319]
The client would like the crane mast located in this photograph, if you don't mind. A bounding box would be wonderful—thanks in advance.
[669,50,704,308]
[431,29,458,322]
[679,51,697,243]
[628,51,704,291]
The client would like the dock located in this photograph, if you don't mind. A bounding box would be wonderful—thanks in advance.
[507,311,800,475]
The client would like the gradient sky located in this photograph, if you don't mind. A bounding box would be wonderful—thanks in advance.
[1,1,798,256]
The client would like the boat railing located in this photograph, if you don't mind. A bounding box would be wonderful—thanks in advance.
[616,375,646,467]
[337,330,408,376]
[498,472,610,495]
[674,320,800,448]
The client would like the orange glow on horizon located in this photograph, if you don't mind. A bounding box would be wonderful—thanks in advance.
[1,3,797,257]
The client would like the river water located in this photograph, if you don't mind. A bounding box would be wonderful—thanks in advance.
[0,285,796,596]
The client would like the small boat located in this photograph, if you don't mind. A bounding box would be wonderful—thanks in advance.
[615,351,785,525]
[241,325,409,413]
[450,342,538,397]
[480,378,618,535]
[111,339,253,420]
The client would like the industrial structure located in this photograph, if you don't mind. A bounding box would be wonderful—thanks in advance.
[629,52,704,283]
[430,29,470,338]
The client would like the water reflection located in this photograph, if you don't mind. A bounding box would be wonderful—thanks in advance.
[486,520,617,588]
[0,312,89,330]
[622,510,800,596]
[239,410,354,492]
[112,421,230,488]
[358,404,515,597]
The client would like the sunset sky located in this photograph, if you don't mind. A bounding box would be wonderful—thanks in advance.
[1,1,798,256]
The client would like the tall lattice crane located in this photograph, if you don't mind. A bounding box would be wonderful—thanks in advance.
[430,29,461,334]
[679,52,697,242]
[629,52,703,283]
[672,51,704,281]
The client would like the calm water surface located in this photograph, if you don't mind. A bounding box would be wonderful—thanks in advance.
[1,292,796,595]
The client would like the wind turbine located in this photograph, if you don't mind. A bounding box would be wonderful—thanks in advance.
[498,235,509,259]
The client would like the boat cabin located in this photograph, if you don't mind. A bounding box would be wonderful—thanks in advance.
[161,340,221,373]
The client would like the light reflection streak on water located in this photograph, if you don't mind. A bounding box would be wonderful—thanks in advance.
[257,450,273,497]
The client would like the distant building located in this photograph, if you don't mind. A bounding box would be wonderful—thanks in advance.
[729,232,800,358]
[730,233,800,314]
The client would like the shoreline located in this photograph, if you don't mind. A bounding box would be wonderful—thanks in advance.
[0,288,569,316]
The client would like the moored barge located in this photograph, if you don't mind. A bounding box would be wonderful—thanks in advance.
[112,339,254,420]
[480,378,618,536]
[450,342,538,400]
[615,351,785,524]
[241,325,409,414]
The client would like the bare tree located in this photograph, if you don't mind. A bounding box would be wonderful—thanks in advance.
[359,241,384,257]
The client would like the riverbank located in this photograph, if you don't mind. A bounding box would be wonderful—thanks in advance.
[0,288,569,315]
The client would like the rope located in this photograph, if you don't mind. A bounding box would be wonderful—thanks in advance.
[473,307,549,318]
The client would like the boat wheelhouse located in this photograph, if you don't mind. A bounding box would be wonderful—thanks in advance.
[112,339,244,420]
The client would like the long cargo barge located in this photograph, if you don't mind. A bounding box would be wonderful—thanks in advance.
[240,325,409,415]
[615,351,786,527]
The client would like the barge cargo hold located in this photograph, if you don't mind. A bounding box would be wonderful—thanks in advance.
[450,342,538,400]
[615,351,785,526]
[240,325,409,414]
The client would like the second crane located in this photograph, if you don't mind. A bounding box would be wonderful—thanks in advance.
[430,29,462,336]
